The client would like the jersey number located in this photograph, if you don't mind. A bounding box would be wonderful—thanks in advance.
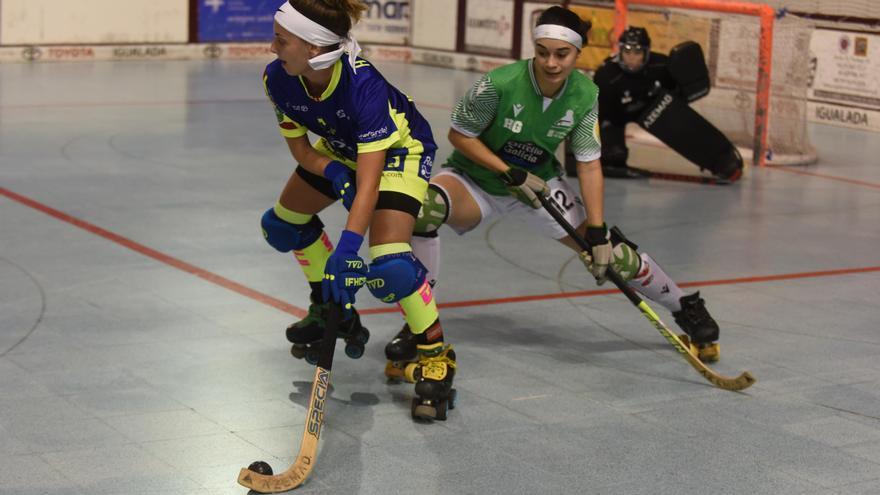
[553,190,575,211]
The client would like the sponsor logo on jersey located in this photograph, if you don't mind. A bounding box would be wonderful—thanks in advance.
[512,103,524,117]
[500,140,547,168]
[553,110,574,128]
[359,126,390,141]
[317,117,337,135]
[420,155,433,180]
[328,138,355,159]
[286,103,309,112]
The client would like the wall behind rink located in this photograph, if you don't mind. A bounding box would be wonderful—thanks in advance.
[1,0,877,133]
[0,0,188,44]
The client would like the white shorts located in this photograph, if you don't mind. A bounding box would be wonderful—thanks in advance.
[433,169,587,240]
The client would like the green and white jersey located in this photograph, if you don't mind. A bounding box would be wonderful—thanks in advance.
[447,59,601,195]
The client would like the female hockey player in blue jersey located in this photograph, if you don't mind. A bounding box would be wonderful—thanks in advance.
[261,0,455,420]
[383,6,722,376]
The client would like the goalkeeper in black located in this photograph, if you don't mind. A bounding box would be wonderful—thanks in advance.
[589,27,743,182]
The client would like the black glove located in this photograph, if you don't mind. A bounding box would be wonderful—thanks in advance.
[498,168,548,209]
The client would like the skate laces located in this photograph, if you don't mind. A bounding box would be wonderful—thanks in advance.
[417,345,456,381]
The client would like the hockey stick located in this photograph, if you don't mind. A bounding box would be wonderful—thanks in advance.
[628,167,741,186]
[237,302,342,492]
[537,193,755,391]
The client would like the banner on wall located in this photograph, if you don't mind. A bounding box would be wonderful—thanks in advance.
[352,0,410,44]
[520,4,710,72]
[464,0,514,57]
[808,28,880,110]
[198,0,275,42]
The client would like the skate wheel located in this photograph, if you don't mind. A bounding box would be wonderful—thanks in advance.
[448,389,457,410]
[355,327,370,344]
[412,399,437,420]
[697,343,720,363]
[385,361,408,381]
[344,342,364,359]
[434,399,448,421]
[403,362,421,383]
[290,345,306,359]
[304,349,319,365]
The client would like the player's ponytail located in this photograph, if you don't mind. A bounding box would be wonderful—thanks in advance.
[536,6,592,47]
[288,0,367,37]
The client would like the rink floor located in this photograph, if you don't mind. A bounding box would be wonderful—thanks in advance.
[1,59,879,495]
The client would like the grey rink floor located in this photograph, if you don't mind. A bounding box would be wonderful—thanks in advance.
[1,59,879,495]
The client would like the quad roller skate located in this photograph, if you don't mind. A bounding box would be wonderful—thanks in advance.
[384,324,418,381]
[407,344,457,421]
[286,298,369,365]
[673,292,720,363]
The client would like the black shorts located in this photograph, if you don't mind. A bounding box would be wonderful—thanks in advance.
[295,166,422,219]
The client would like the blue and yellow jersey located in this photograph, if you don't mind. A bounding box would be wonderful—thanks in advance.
[263,56,436,181]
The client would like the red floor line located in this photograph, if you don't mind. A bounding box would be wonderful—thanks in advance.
[767,164,880,189]
[0,187,307,318]
[360,265,880,315]
[4,187,878,320]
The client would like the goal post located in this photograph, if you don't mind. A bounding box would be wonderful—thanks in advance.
[612,0,817,168]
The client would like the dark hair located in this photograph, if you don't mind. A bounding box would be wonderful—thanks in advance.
[536,6,592,46]
[288,0,367,37]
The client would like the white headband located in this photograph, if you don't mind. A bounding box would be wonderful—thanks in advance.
[533,24,583,49]
[275,1,362,72]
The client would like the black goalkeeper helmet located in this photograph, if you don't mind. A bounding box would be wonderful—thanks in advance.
[618,26,651,72]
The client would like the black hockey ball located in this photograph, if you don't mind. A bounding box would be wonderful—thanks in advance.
[248,461,273,476]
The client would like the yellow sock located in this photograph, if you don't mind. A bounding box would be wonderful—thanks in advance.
[293,232,333,283]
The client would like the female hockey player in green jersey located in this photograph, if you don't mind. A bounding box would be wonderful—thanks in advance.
[262,0,455,420]
[384,6,722,376]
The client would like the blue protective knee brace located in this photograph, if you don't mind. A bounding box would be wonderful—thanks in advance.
[366,252,428,303]
[260,208,324,252]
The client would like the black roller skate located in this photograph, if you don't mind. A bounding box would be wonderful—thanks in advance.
[384,324,418,381]
[406,343,457,421]
[286,297,369,365]
[673,292,720,363]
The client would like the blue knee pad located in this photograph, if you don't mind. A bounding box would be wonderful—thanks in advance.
[366,252,428,303]
[260,208,324,252]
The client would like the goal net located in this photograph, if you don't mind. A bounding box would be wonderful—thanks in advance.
[614,0,817,168]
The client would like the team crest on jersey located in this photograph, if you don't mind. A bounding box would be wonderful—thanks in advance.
[553,110,575,129]
[512,103,524,117]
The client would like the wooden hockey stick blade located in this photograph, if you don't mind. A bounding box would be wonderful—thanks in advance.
[633,300,755,391]
[536,193,755,391]
[238,364,330,492]
[237,304,341,492]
